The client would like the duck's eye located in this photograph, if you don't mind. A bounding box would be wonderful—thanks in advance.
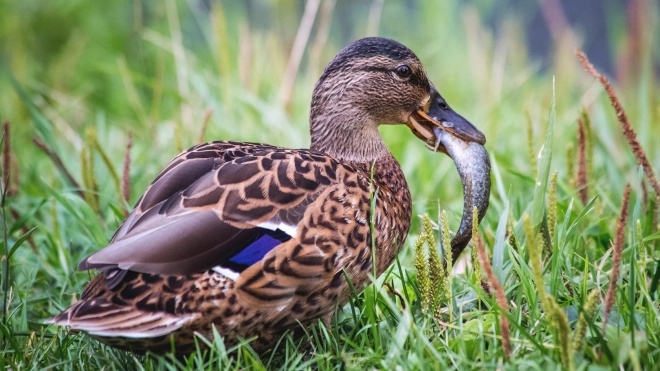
[395,65,412,78]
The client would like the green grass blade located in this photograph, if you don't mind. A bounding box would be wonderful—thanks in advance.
[531,79,556,228]
[7,227,37,260]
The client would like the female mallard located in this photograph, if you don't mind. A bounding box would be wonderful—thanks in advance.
[49,37,490,353]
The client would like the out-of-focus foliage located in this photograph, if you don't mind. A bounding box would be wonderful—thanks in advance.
[0,0,659,369]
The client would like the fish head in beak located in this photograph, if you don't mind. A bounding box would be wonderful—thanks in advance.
[407,85,491,263]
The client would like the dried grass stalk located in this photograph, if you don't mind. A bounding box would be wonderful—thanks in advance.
[474,206,511,359]
[385,282,406,310]
[32,138,84,199]
[576,50,660,196]
[279,0,321,107]
[89,129,121,194]
[2,122,10,196]
[602,184,630,336]
[308,0,336,78]
[122,132,133,206]
[8,155,19,197]
[198,108,213,144]
[577,118,588,205]
[641,179,649,207]
[0,123,18,198]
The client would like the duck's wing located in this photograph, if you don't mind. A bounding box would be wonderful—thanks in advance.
[79,141,346,288]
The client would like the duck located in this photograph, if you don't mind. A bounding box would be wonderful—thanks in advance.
[48,37,489,354]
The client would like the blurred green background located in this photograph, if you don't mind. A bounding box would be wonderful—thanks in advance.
[0,0,659,368]
[1,0,657,216]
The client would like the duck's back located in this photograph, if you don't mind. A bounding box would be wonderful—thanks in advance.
[49,141,411,353]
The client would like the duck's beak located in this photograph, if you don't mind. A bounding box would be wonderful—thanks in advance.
[406,86,486,154]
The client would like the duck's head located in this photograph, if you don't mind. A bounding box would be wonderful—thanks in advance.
[310,37,485,161]
[310,37,490,261]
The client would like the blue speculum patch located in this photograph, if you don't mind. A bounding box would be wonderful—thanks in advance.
[224,228,292,271]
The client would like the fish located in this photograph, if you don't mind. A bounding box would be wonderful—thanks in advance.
[433,125,491,262]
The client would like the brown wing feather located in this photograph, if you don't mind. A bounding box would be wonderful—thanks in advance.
[79,142,343,279]
[47,274,197,338]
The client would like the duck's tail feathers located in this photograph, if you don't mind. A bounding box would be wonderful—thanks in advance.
[45,299,196,338]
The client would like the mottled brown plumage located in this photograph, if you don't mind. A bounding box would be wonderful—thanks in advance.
[48,37,488,354]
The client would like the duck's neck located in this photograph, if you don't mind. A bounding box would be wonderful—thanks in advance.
[309,114,389,162]
[309,86,390,163]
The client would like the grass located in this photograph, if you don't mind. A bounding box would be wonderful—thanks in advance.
[1,0,660,369]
